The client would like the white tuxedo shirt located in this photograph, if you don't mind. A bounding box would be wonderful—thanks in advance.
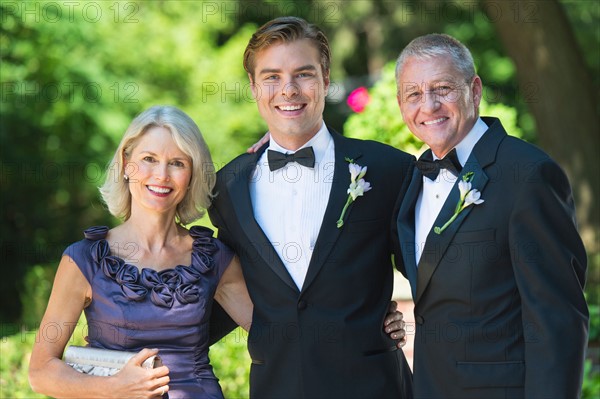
[250,123,335,289]
[415,118,488,265]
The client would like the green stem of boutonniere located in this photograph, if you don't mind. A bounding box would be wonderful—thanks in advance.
[336,196,354,228]
[434,172,484,235]
[454,200,463,214]
[434,207,462,234]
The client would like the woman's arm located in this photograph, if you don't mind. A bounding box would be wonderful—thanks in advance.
[28,255,170,399]
[214,256,253,331]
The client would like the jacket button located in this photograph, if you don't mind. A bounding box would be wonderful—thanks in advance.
[297,300,307,310]
[415,315,425,325]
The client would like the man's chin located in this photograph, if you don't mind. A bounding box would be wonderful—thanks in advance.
[273,125,308,138]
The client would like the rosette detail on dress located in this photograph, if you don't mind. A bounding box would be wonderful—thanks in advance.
[84,226,110,241]
[190,226,218,273]
[116,264,148,301]
[83,226,217,308]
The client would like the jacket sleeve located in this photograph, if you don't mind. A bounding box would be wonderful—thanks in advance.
[508,157,588,397]
[390,160,416,277]
[207,192,239,345]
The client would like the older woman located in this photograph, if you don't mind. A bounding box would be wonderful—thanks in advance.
[29,105,252,399]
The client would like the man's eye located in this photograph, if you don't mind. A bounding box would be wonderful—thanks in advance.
[406,92,421,101]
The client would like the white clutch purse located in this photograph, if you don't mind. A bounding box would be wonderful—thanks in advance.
[64,345,163,377]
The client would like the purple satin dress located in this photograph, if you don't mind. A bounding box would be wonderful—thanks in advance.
[64,226,234,399]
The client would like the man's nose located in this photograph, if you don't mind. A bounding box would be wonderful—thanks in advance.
[422,91,441,112]
[281,80,300,99]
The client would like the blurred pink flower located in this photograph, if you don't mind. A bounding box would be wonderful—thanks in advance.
[346,86,370,113]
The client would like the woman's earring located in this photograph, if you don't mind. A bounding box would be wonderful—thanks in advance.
[124,174,129,181]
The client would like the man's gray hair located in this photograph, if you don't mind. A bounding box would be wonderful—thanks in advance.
[395,33,476,82]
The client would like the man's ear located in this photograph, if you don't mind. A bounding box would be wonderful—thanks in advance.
[248,73,258,100]
[471,75,483,110]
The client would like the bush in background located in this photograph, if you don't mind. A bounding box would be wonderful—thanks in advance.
[211,328,251,398]
[0,316,250,398]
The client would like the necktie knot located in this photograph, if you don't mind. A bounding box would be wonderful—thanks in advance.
[267,147,316,171]
[415,148,462,180]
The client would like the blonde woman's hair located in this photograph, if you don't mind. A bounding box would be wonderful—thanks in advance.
[99,105,215,225]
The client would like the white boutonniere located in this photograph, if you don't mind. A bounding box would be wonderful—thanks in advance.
[337,158,372,228]
[434,172,484,234]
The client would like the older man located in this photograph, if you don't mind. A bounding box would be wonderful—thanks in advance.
[393,33,588,398]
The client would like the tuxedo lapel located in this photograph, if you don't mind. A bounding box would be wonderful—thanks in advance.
[396,165,421,300]
[301,132,360,293]
[415,118,504,304]
[227,144,298,292]
[415,161,488,303]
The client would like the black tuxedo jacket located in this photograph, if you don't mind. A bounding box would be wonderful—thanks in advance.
[393,117,588,398]
[209,130,414,399]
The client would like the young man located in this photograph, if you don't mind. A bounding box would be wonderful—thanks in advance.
[209,17,413,399]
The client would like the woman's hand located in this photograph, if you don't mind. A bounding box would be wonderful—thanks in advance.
[29,256,171,398]
[384,301,407,349]
[110,348,170,399]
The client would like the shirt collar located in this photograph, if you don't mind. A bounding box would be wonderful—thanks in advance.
[268,122,331,164]
[433,117,488,166]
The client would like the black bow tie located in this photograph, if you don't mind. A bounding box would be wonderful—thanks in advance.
[415,148,462,180]
[267,147,316,171]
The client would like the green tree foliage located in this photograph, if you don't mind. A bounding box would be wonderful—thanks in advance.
[0,1,267,322]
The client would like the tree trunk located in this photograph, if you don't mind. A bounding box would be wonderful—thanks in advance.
[483,0,599,252]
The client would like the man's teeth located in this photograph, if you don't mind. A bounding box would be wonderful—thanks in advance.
[279,104,303,111]
[148,186,172,194]
[423,117,447,125]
